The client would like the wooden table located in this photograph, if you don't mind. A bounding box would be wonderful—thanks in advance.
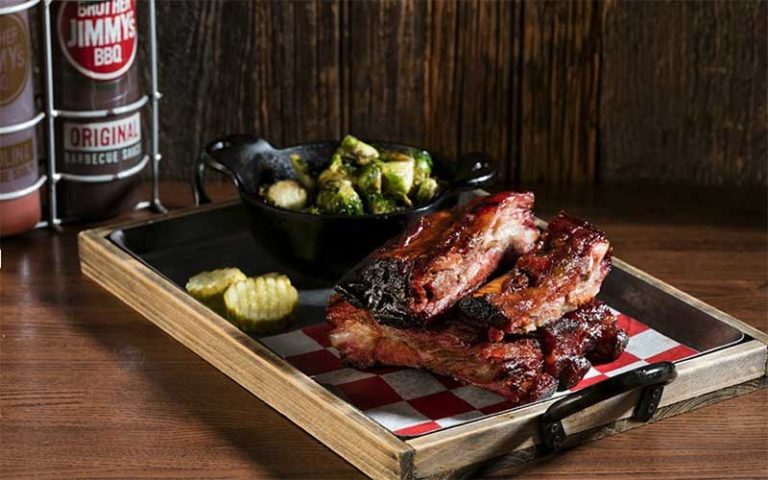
[2,182,767,479]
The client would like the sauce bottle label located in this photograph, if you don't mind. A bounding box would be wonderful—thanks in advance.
[0,138,35,193]
[0,13,30,106]
[62,112,141,168]
[56,0,137,81]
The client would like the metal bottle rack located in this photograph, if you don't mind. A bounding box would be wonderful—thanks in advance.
[0,0,165,229]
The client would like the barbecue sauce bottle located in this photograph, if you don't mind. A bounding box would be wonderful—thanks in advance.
[0,2,41,237]
[53,0,143,221]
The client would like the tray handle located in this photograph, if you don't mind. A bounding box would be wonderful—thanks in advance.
[539,362,677,452]
[451,152,497,192]
[193,135,274,205]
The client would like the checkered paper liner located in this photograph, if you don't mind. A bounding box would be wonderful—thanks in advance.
[260,309,697,437]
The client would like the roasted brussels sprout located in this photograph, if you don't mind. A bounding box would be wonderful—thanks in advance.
[415,177,439,204]
[318,153,356,188]
[338,135,379,165]
[316,180,364,215]
[302,206,322,215]
[263,179,307,211]
[365,193,399,215]
[356,162,383,195]
[413,150,433,186]
[290,154,315,190]
[381,157,415,197]
[327,152,344,171]
[318,155,348,186]
[258,135,442,215]
[379,151,415,163]
[318,168,346,189]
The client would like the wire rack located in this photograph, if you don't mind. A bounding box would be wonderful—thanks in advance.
[0,0,165,229]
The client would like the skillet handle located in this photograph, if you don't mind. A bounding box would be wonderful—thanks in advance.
[193,135,274,205]
[539,362,677,452]
[451,152,497,191]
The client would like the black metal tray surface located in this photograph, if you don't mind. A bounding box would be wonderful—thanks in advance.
[110,203,744,355]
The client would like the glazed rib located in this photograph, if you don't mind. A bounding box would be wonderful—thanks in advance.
[327,295,558,404]
[539,299,628,389]
[327,296,629,402]
[335,192,540,328]
[459,212,612,338]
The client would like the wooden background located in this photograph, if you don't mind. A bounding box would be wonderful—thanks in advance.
[149,0,767,187]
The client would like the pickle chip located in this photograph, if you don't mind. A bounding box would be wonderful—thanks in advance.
[224,273,299,334]
[186,268,247,314]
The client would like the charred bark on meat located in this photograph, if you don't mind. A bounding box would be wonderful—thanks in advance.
[327,296,628,405]
[335,192,539,328]
[539,300,627,389]
[459,212,612,335]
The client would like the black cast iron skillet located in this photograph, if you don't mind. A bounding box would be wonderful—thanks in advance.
[193,135,496,280]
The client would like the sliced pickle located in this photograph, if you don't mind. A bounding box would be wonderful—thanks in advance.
[186,268,247,314]
[224,273,299,334]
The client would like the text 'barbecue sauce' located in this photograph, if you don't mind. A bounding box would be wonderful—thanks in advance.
[54,0,143,220]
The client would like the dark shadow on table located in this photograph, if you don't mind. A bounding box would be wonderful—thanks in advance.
[10,231,363,480]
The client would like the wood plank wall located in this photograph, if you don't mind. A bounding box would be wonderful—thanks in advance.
[152,0,767,186]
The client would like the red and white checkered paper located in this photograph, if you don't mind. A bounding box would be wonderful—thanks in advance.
[260,310,697,437]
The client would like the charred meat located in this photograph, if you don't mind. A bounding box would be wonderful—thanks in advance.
[328,296,628,402]
[335,192,540,328]
[539,299,628,389]
[327,295,558,404]
[459,212,612,338]
[327,197,628,405]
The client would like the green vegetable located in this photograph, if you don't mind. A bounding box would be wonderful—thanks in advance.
[338,135,379,165]
[381,157,415,197]
[326,153,345,173]
[316,180,364,215]
[366,193,399,215]
[290,154,315,190]
[263,179,307,211]
[356,163,382,195]
[318,169,346,188]
[413,150,433,187]
[258,135,441,215]
[302,206,322,215]
[318,153,353,187]
[414,177,439,204]
[379,151,414,163]
[396,192,413,208]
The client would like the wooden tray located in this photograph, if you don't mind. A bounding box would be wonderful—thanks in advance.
[78,201,768,480]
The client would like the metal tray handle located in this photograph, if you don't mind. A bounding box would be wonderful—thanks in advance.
[539,361,677,452]
[194,135,274,205]
[451,152,497,192]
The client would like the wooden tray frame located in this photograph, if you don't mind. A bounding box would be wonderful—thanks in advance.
[78,201,768,480]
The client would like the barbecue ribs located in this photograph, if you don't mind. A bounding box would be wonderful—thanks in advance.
[327,295,628,402]
[459,212,612,339]
[539,300,628,388]
[335,192,540,328]
[327,295,558,403]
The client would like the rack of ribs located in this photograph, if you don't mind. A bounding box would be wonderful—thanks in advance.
[459,212,612,340]
[335,192,540,329]
[327,295,557,403]
[539,300,629,389]
[327,296,628,403]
